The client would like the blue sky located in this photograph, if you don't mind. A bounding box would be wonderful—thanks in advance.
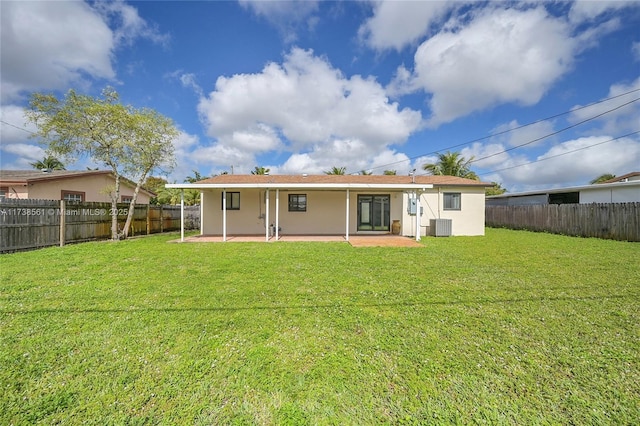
[1,0,639,192]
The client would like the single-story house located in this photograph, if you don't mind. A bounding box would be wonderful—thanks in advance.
[0,170,154,203]
[598,171,640,184]
[166,174,492,242]
[486,174,640,206]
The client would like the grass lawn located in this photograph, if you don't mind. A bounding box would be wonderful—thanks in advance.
[1,228,638,424]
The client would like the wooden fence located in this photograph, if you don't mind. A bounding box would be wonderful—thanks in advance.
[0,199,200,253]
[485,203,640,242]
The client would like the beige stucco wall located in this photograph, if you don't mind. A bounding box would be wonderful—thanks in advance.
[14,174,152,203]
[200,187,487,237]
[3,185,29,199]
[401,187,486,236]
[201,189,406,235]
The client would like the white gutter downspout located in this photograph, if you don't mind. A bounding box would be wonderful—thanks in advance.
[275,189,280,241]
[222,189,227,242]
[415,190,421,242]
[345,189,350,241]
[265,189,270,242]
[180,189,185,242]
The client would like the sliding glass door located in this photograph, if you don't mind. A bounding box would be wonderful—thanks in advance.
[357,195,390,231]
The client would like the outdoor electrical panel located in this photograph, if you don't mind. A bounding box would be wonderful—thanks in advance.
[408,197,417,215]
[407,197,423,215]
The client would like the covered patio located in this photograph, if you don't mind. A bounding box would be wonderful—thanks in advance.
[170,234,423,247]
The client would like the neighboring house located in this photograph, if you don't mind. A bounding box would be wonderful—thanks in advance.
[598,171,640,184]
[0,170,154,203]
[486,175,640,206]
[167,174,492,240]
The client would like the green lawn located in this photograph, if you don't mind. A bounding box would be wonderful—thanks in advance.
[1,228,638,424]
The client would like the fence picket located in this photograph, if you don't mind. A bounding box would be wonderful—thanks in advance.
[0,199,200,253]
[486,203,640,242]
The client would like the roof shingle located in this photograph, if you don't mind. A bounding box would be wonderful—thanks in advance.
[195,174,490,186]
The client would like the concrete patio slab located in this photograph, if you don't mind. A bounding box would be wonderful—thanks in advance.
[169,234,423,247]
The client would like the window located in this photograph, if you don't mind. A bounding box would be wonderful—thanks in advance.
[288,194,307,212]
[0,187,7,200]
[443,192,461,210]
[549,192,579,204]
[121,196,133,203]
[357,194,390,231]
[61,190,84,202]
[221,192,240,210]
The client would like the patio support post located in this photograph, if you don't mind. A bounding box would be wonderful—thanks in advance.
[199,192,203,235]
[222,189,227,242]
[275,189,280,241]
[180,189,184,242]
[265,189,270,242]
[415,190,421,242]
[345,189,350,241]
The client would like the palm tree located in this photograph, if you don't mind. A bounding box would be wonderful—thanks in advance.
[486,182,507,196]
[324,166,346,175]
[423,151,479,180]
[30,155,65,170]
[383,170,397,175]
[185,170,207,183]
[251,166,270,175]
[590,173,616,184]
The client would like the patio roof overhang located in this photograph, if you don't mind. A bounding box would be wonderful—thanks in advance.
[165,182,434,190]
[168,182,432,244]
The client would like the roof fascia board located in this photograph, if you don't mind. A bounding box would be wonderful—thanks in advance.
[487,180,640,199]
[166,183,436,190]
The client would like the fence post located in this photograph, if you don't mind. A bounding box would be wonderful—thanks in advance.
[146,204,150,235]
[59,200,65,247]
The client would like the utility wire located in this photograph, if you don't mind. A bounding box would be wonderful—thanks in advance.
[4,87,640,174]
[0,119,37,135]
[477,130,640,176]
[466,97,640,166]
[360,87,640,174]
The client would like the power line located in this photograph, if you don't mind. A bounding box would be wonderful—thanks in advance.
[477,130,640,176]
[359,87,640,174]
[0,119,37,135]
[467,97,640,165]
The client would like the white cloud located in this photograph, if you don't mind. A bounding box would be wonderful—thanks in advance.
[370,150,412,175]
[569,0,638,24]
[166,131,203,181]
[179,74,203,97]
[0,105,37,142]
[0,0,167,102]
[0,1,114,102]
[238,0,320,42]
[462,142,511,169]
[490,135,640,190]
[633,42,640,62]
[409,6,575,127]
[228,124,283,153]
[489,120,558,148]
[359,1,461,51]
[0,104,46,168]
[1,143,46,163]
[278,153,321,175]
[568,77,640,135]
[190,143,254,175]
[197,47,422,172]
[93,0,169,46]
[275,146,412,176]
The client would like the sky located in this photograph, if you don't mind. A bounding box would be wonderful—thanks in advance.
[1,0,639,192]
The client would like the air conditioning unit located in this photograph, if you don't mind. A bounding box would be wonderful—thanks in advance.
[430,219,452,237]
